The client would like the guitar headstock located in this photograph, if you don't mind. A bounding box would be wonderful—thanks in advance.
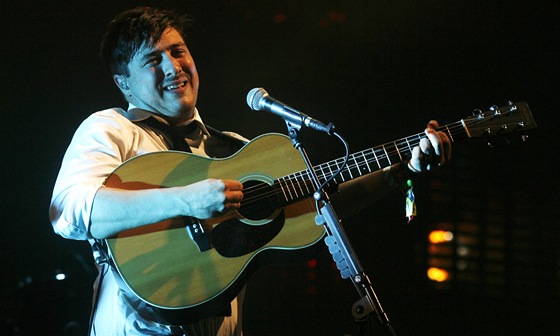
[462,101,536,141]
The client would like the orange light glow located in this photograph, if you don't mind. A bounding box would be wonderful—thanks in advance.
[427,267,450,282]
[429,230,454,244]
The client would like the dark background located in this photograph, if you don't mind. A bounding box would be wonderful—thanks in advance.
[1,1,558,335]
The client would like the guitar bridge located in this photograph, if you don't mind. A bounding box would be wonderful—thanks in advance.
[184,217,212,252]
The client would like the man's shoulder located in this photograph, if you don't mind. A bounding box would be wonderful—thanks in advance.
[77,107,136,132]
[90,107,128,119]
[84,107,134,124]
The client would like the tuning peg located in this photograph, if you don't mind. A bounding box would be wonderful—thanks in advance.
[472,108,483,119]
[489,105,501,115]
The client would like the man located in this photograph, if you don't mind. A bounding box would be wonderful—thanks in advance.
[49,6,451,336]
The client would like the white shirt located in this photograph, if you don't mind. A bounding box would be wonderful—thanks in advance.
[49,106,246,335]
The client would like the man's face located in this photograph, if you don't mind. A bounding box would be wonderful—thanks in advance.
[115,27,199,125]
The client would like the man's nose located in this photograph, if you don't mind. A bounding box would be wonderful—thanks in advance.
[162,54,182,77]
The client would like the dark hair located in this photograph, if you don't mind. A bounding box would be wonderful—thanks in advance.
[100,6,191,75]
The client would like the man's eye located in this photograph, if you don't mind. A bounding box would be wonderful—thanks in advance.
[172,49,186,57]
[146,57,161,66]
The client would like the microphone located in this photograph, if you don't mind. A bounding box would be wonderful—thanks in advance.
[246,88,335,134]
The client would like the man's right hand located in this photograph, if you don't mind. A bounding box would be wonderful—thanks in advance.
[179,179,243,219]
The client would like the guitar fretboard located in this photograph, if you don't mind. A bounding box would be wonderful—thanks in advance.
[274,121,469,204]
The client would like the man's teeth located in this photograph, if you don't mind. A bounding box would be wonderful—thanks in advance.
[166,82,186,90]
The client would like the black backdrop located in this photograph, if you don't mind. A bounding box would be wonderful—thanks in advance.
[1,1,558,335]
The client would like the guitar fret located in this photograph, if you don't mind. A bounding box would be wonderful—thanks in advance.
[339,157,350,182]
[444,124,454,142]
[299,171,312,195]
[390,141,408,164]
[289,176,299,199]
[293,172,305,196]
[293,178,300,199]
[382,145,392,165]
[351,153,366,177]
[321,162,336,183]
[393,141,403,161]
[315,163,326,183]
[347,154,357,179]
[319,162,336,184]
[370,148,381,169]
[399,138,413,159]
[360,151,372,174]
[329,161,338,183]
[291,173,299,195]
[321,161,332,182]
[377,146,390,167]
[352,153,364,177]
[285,179,297,201]
[404,137,412,155]
[277,177,291,202]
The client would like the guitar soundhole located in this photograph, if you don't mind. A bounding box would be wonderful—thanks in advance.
[211,212,285,257]
[238,180,281,220]
[212,180,285,258]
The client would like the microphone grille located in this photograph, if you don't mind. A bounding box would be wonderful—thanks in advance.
[246,87,268,111]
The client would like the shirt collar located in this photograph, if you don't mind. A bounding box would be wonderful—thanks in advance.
[124,104,210,136]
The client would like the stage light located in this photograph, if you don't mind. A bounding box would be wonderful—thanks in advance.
[428,230,454,244]
[427,267,450,282]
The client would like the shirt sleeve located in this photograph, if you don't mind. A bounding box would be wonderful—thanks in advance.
[49,109,139,240]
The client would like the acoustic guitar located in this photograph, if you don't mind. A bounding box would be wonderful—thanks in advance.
[104,101,535,323]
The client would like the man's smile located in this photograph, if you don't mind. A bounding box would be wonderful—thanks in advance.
[164,80,187,91]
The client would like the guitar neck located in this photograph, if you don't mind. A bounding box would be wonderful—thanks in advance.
[274,121,464,203]
[322,121,467,185]
[274,101,536,204]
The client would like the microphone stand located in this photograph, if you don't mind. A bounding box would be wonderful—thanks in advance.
[284,122,397,336]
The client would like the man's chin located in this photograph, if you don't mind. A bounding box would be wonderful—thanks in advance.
[170,105,196,124]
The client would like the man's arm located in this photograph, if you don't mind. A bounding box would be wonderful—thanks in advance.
[89,179,243,239]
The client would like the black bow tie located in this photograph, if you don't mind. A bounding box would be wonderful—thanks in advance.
[140,117,198,152]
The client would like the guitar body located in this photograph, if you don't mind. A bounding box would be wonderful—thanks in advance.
[104,133,326,323]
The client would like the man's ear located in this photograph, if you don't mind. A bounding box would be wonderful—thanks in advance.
[113,74,130,94]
